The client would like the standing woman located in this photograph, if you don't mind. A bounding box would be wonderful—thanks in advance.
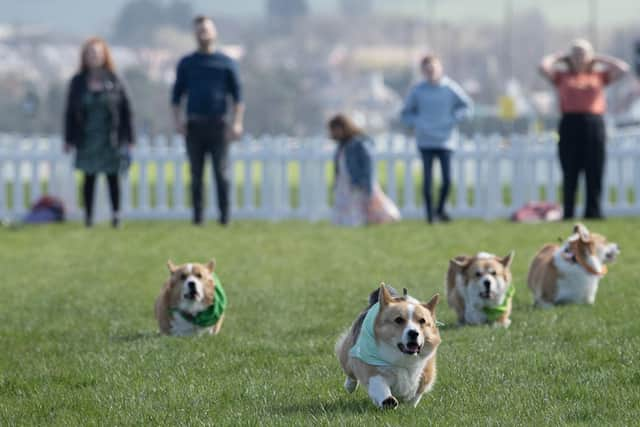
[401,55,473,224]
[328,114,400,227]
[64,37,135,228]
[540,39,629,219]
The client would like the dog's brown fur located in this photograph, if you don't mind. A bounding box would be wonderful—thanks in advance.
[528,224,618,307]
[445,252,514,326]
[336,285,441,408]
[154,260,224,335]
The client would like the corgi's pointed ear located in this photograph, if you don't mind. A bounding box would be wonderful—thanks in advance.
[574,223,591,242]
[500,251,515,268]
[167,260,177,273]
[423,293,440,315]
[450,255,472,270]
[378,283,393,307]
[206,259,216,272]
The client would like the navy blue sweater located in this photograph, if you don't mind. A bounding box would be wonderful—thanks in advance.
[171,51,242,117]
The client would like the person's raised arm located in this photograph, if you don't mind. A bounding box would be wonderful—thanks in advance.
[594,53,630,84]
[539,52,566,82]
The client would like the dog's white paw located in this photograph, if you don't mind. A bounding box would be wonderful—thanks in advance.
[344,377,358,393]
[493,318,511,328]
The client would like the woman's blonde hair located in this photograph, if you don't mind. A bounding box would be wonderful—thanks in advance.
[570,38,594,56]
[78,37,116,73]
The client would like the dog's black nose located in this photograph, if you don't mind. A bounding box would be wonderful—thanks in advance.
[187,281,196,291]
[407,329,419,340]
[483,279,491,290]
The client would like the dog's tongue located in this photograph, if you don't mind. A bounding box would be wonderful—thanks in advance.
[406,343,420,353]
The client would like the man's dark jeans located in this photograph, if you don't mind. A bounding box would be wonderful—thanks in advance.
[419,148,452,223]
[186,118,229,224]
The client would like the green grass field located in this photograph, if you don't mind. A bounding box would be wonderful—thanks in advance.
[1,219,639,426]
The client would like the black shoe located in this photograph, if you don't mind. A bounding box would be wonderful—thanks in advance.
[85,217,93,228]
[584,214,606,220]
[437,212,452,222]
[219,215,229,226]
[193,211,203,226]
[111,217,121,229]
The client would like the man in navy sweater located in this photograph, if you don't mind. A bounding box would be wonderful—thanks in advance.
[172,15,244,226]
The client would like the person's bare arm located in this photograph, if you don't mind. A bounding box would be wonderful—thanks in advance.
[539,52,567,82]
[594,54,630,83]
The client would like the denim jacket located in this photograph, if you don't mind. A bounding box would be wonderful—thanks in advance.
[334,135,375,196]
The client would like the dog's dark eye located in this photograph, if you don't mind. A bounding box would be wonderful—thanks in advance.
[195,272,202,279]
[490,270,497,276]
[394,317,405,325]
[180,273,187,280]
[475,271,482,277]
[418,318,426,325]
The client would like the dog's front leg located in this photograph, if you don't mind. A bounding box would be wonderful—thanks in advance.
[368,376,397,409]
[408,392,423,408]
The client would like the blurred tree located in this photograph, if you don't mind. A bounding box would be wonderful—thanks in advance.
[340,0,373,16]
[242,64,322,136]
[122,67,173,136]
[265,0,309,19]
[166,1,194,30]
[113,0,193,46]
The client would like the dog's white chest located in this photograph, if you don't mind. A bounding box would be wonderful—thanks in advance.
[554,254,601,304]
[170,314,211,336]
[382,364,424,401]
[556,271,600,304]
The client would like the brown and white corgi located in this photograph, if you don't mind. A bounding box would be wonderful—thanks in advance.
[335,284,441,409]
[154,259,227,336]
[446,251,515,327]
[528,223,619,307]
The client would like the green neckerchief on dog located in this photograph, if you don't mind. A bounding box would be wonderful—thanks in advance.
[482,285,515,322]
[170,273,227,328]
[349,302,394,367]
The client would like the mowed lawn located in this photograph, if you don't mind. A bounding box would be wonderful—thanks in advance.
[1,219,639,426]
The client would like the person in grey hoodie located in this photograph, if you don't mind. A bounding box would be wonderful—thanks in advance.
[401,55,473,223]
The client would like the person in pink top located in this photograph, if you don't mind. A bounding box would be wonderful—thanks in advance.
[540,39,629,219]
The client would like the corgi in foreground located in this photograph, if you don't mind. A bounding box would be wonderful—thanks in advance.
[155,259,227,336]
[528,223,619,307]
[335,284,441,409]
[446,251,515,327]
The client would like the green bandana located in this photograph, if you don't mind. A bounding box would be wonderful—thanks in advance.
[170,273,227,328]
[349,302,394,367]
[482,285,515,322]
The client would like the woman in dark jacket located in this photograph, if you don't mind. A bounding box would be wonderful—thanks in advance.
[64,37,135,228]
[328,114,400,226]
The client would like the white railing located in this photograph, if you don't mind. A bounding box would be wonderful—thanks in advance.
[1,129,640,222]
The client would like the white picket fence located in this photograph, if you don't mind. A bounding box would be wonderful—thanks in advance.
[1,128,640,222]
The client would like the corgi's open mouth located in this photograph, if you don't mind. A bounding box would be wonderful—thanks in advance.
[183,290,199,300]
[397,342,421,355]
[479,291,495,300]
